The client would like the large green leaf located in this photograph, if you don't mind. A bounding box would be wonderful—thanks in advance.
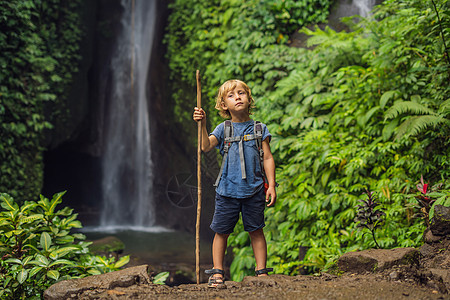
[5,229,24,238]
[20,202,38,214]
[17,269,28,284]
[49,259,75,268]
[22,256,33,266]
[49,246,79,259]
[20,214,44,224]
[29,266,44,278]
[40,232,52,251]
[0,194,18,211]
[113,255,130,269]
[47,270,60,280]
[34,254,50,267]
[5,258,22,264]
[55,235,75,244]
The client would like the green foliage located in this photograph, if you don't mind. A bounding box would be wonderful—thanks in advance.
[0,0,83,202]
[165,0,449,282]
[249,0,448,279]
[0,192,129,299]
[164,0,331,137]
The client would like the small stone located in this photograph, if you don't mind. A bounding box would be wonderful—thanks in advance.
[389,271,399,280]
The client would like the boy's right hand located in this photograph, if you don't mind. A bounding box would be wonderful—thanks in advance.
[193,107,206,125]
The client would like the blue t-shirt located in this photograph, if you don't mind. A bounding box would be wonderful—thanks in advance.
[211,120,271,198]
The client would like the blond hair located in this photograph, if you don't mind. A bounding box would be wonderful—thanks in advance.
[215,79,255,119]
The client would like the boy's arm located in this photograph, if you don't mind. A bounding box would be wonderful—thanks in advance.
[262,138,276,207]
[193,107,218,152]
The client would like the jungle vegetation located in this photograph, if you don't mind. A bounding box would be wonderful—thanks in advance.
[0,1,126,298]
[0,0,83,203]
[165,0,450,281]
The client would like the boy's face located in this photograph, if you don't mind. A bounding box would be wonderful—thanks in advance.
[221,83,250,116]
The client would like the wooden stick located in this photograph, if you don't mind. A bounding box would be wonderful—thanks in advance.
[195,70,202,284]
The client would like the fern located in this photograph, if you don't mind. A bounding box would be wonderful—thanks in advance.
[385,101,436,119]
[439,99,450,114]
[395,115,449,140]
[385,98,450,139]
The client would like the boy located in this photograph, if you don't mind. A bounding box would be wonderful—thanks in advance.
[193,79,276,287]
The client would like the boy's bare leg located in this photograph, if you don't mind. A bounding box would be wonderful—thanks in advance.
[212,233,229,279]
[249,228,268,276]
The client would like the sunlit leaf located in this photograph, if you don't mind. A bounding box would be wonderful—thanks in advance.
[40,232,52,251]
[113,255,130,269]
[47,270,60,280]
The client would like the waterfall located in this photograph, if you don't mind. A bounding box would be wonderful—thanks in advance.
[354,0,377,17]
[327,0,378,32]
[100,0,157,231]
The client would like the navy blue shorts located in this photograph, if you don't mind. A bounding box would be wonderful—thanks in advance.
[210,188,265,234]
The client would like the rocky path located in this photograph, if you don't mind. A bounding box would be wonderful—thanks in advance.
[44,236,450,300]
[45,271,446,300]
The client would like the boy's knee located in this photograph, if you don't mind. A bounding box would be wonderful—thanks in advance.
[248,228,264,237]
[215,232,230,239]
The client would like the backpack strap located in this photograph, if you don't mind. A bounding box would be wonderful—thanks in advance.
[254,122,279,190]
[254,121,266,182]
[214,120,233,187]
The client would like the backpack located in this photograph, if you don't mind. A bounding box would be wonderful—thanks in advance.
[214,120,267,190]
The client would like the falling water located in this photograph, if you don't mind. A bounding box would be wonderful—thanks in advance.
[100,0,157,231]
[327,0,378,32]
[354,0,377,17]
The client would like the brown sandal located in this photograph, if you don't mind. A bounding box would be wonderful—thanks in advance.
[205,269,225,288]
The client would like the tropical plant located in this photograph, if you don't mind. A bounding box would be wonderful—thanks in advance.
[355,190,386,249]
[0,192,129,300]
[409,176,448,225]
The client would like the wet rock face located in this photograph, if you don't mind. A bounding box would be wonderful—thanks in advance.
[430,205,450,236]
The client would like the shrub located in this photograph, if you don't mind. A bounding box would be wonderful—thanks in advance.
[0,192,129,300]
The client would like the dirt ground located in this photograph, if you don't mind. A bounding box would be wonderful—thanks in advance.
[75,272,447,300]
[48,237,450,300]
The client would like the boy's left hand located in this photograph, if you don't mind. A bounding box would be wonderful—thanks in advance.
[265,187,276,207]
